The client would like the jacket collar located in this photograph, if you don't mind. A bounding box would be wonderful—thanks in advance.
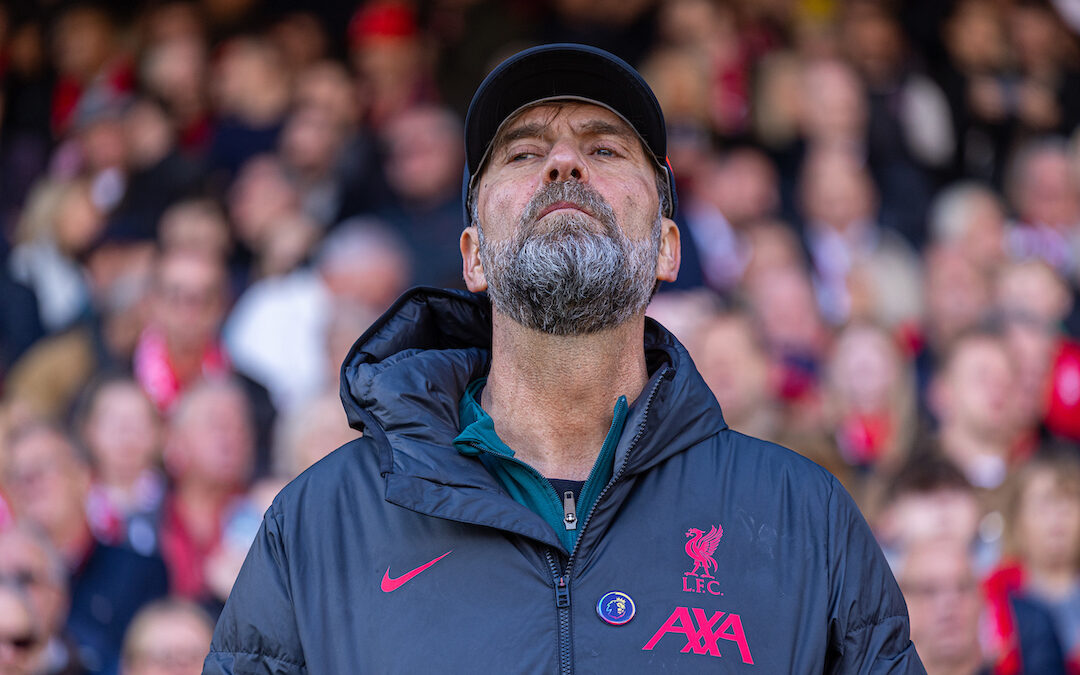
[339,287,727,541]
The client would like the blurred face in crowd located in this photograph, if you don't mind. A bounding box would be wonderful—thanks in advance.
[946,0,1006,71]
[151,252,227,353]
[745,265,826,353]
[706,148,778,228]
[841,1,905,85]
[383,106,464,204]
[0,584,44,675]
[123,99,175,169]
[696,314,771,425]
[54,181,104,257]
[877,488,982,550]
[1015,466,1080,572]
[997,261,1072,328]
[51,6,114,82]
[799,59,867,145]
[801,147,876,234]
[935,336,1014,440]
[210,38,289,122]
[0,530,67,636]
[828,324,902,415]
[294,60,359,129]
[158,200,232,260]
[140,36,207,116]
[466,102,678,336]
[166,382,254,492]
[4,429,90,539]
[280,106,343,178]
[122,604,213,675]
[82,380,161,485]
[1012,146,1080,228]
[924,246,992,348]
[229,156,299,248]
[899,541,984,672]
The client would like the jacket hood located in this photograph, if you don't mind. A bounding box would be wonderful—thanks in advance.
[340,287,727,485]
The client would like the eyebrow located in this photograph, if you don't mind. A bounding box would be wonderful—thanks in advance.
[495,118,637,150]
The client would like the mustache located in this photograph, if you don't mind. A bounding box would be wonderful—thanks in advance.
[518,181,618,237]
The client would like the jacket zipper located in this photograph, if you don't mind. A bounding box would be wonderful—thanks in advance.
[545,367,669,675]
[562,491,577,530]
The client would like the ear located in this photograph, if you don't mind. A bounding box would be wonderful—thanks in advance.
[655,218,681,283]
[460,225,487,292]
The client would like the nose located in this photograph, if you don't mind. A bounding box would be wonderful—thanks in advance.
[542,140,588,185]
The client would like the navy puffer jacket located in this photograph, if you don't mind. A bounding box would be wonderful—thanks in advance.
[205,287,924,674]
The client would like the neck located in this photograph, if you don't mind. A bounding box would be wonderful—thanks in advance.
[482,312,649,480]
[1026,563,1078,598]
[923,653,984,675]
[940,425,1009,481]
[176,480,232,543]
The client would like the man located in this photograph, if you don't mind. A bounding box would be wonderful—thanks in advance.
[207,44,920,672]
[4,426,169,673]
[121,599,215,675]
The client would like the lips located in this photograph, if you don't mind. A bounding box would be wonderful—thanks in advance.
[537,201,593,220]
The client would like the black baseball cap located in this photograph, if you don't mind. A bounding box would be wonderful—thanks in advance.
[463,43,677,221]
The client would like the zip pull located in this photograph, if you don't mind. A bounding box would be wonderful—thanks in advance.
[562,491,577,530]
[554,575,571,608]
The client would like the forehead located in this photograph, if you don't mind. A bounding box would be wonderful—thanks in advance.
[492,101,642,150]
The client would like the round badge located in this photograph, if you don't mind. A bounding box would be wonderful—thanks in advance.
[596,591,636,626]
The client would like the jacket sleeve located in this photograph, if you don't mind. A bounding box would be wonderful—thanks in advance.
[824,479,926,674]
[204,505,307,675]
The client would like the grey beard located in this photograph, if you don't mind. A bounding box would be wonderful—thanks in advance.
[477,181,661,336]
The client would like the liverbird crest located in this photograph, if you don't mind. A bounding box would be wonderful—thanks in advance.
[684,525,723,578]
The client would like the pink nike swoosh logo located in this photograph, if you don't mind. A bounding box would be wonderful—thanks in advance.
[381,550,453,592]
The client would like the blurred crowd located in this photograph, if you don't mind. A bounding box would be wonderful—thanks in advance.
[0,0,1078,673]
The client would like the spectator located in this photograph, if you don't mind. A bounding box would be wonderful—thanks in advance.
[272,391,361,480]
[996,261,1074,446]
[159,378,254,610]
[206,37,290,179]
[3,425,169,674]
[873,456,988,567]
[917,245,994,410]
[0,526,83,675]
[1005,138,1080,283]
[986,446,1080,671]
[898,538,1067,675]
[120,599,214,675]
[681,148,778,292]
[76,375,165,557]
[8,179,101,333]
[798,145,923,329]
[693,308,780,442]
[106,95,203,242]
[157,198,231,261]
[278,104,351,228]
[132,250,230,413]
[896,539,988,675]
[927,182,1007,276]
[4,225,155,423]
[824,322,916,475]
[225,155,308,284]
[224,219,411,411]
[347,1,437,131]
[378,105,466,289]
[929,330,1017,490]
[0,581,47,675]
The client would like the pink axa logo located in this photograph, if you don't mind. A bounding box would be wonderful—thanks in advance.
[685,525,723,578]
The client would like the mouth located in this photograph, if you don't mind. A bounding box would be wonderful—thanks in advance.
[537,201,594,220]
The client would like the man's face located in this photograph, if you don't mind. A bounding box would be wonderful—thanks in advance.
[468,102,675,335]
[900,544,983,668]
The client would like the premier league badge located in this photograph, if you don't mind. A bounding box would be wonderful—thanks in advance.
[597,591,636,626]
